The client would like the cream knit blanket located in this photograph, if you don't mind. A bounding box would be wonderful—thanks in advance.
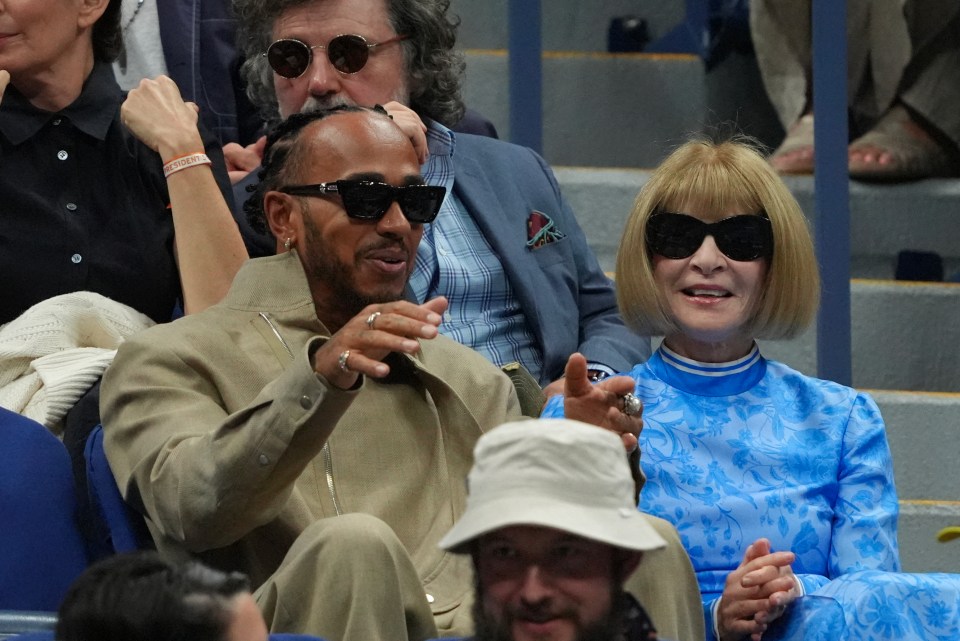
[0,292,154,433]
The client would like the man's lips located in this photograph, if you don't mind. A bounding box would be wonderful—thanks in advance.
[362,246,410,273]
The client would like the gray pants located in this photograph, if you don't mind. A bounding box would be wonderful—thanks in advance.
[253,512,705,641]
[751,0,960,145]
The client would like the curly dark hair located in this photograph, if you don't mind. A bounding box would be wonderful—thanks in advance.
[233,0,465,127]
[244,104,391,234]
[93,0,123,63]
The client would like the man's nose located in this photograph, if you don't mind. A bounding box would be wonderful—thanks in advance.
[306,50,343,98]
[517,565,553,604]
[376,201,412,235]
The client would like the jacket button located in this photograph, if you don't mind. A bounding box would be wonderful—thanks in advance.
[258,453,270,466]
[299,395,312,409]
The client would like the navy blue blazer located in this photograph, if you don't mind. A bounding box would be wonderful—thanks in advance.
[451,134,650,383]
[157,1,262,145]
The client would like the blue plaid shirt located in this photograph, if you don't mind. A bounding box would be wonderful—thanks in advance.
[407,122,544,380]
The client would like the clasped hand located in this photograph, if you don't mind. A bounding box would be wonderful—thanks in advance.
[718,538,800,641]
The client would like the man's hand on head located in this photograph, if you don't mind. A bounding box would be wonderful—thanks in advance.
[558,353,641,452]
[223,136,267,184]
[313,297,448,390]
[380,101,429,165]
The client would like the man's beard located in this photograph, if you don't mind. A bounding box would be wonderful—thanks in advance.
[300,213,408,314]
[471,581,628,641]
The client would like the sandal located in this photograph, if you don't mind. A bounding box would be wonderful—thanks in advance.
[769,114,815,175]
[848,104,959,182]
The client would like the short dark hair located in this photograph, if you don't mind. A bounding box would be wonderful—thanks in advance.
[55,552,251,641]
[244,104,392,233]
[93,0,124,63]
[233,0,465,127]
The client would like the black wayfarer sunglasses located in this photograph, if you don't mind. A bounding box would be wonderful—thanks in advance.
[265,34,408,78]
[646,211,774,261]
[279,180,446,224]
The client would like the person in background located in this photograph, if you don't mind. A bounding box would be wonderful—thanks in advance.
[227,0,650,397]
[112,0,264,147]
[437,418,697,641]
[56,551,269,641]
[755,0,960,180]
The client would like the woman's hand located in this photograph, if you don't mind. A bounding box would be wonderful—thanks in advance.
[313,297,447,390]
[560,352,641,452]
[120,76,204,161]
[718,538,800,641]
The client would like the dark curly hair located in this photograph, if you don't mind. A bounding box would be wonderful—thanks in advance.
[93,0,123,63]
[244,104,392,234]
[233,0,465,127]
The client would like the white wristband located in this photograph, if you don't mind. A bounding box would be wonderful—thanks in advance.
[163,152,211,178]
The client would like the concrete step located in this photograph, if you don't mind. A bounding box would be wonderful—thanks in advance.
[450,0,685,52]
[872,391,960,502]
[462,50,705,168]
[899,501,960,573]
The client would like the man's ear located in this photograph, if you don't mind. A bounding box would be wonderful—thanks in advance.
[78,0,111,29]
[264,191,301,248]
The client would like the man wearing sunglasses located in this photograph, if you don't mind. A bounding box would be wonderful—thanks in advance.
[229,0,650,400]
[100,106,681,641]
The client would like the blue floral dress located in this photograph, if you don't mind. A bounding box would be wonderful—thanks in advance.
[543,345,960,641]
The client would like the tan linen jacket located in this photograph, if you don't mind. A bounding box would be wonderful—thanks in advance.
[101,251,521,619]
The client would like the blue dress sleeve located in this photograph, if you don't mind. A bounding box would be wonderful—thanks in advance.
[827,392,901,575]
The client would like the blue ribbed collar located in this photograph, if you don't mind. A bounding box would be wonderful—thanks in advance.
[647,343,766,396]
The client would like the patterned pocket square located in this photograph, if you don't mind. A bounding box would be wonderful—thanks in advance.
[526,211,566,249]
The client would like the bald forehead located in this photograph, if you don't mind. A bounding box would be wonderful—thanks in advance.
[294,110,419,181]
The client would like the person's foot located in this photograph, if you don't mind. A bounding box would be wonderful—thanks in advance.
[769,114,815,174]
[848,104,959,181]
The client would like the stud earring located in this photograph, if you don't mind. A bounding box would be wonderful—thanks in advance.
[284,237,292,251]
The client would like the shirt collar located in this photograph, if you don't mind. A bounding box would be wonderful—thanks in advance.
[425,118,456,159]
[0,61,121,145]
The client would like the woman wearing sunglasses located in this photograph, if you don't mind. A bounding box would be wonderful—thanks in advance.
[544,139,960,640]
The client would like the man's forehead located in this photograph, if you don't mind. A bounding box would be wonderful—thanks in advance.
[273,0,391,32]
[297,113,420,179]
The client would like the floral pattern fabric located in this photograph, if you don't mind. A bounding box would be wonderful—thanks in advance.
[542,345,960,640]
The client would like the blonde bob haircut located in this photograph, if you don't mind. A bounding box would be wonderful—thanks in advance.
[616,137,820,340]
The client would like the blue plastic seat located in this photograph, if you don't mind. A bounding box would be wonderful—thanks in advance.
[83,424,153,558]
[0,408,88,611]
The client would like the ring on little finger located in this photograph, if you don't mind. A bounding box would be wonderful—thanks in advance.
[620,392,642,417]
[366,311,381,330]
[338,350,351,373]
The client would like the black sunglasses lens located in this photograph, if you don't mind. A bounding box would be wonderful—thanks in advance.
[647,214,704,259]
[328,35,369,73]
[398,186,444,223]
[267,40,311,78]
[714,217,773,261]
[338,182,393,220]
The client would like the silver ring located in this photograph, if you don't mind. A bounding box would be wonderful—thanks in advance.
[338,350,351,372]
[621,392,642,417]
[366,311,381,330]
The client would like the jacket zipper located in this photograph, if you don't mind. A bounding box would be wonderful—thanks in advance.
[258,312,343,516]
